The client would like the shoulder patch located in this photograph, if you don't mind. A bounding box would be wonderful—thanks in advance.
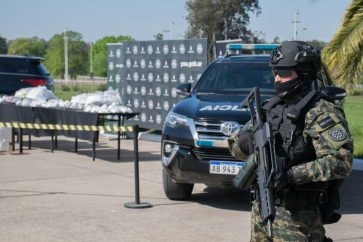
[318,116,336,129]
[328,128,347,141]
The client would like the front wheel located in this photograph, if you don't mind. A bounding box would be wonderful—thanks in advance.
[162,169,193,200]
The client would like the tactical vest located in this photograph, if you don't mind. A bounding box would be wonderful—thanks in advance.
[262,90,320,169]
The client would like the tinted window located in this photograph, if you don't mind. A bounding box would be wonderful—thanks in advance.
[0,58,49,75]
[195,62,275,94]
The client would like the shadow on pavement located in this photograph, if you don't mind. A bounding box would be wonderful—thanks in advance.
[27,139,160,163]
[340,170,363,215]
[190,187,251,212]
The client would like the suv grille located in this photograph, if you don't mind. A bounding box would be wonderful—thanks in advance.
[194,120,227,140]
[193,147,238,161]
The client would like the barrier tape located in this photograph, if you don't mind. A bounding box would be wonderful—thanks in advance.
[0,122,134,132]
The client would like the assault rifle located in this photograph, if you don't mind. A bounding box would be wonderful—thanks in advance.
[238,87,280,238]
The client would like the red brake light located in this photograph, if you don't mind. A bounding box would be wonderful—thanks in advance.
[22,79,47,87]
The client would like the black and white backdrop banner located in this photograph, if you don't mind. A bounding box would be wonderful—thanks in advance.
[107,39,208,130]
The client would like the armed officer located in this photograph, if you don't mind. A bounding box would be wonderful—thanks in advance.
[229,41,353,241]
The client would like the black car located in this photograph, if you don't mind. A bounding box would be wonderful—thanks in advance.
[161,44,345,200]
[0,55,54,95]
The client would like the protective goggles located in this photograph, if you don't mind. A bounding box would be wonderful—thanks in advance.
[272,69,296,77]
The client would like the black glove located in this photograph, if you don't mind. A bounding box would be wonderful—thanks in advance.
[237,130,253,156]
[274,170,294,193]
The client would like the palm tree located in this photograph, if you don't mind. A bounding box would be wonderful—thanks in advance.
[322,0,363,91]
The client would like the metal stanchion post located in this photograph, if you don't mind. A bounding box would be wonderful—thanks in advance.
[117,114,121,160]
[51,135,54,153]
[19,128,23,154]
[75,138,78,152]
[124,125,152,209]
[28,134,31,150]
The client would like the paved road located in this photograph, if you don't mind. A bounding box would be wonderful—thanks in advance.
[0,136,362,242]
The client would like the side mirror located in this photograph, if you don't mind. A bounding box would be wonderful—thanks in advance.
[176,83,191,96]
[323,86,347,101]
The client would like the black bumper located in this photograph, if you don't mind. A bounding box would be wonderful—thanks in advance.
[163,145,237,187]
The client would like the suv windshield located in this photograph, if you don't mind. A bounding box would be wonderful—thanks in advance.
[195,62,275,94]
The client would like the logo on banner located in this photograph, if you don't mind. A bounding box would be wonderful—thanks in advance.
[127,100,132,106]
[141,113,147,122]
[148,88,154,95]
[171,45,177,54]
[164,89,169,96]
[148,73,154,82]
[148,100,154,110]
[156,46,161,54]
[115,63,123,68]
[163,73,169,83]
[155,87,161,96]
[141,86,146,96]
[188,45,195,54]
[156,114,162,124]
[171,59,177,69]
[116,49,121,58]
[133,99,140,108]
[133,72,139,82]
[133,60,139,68]
[126,47,131,54]
[155,59,161,69]
[140,46,146,54]
[125,86,131,95]
[197,43,203,54]
[141,101,146,108]
[163,44,169,55]
[132,45,138,55]
[156,102,161,109]
[180,61,203,68]
[109,50,114,57]
[179,73,186,83]
[108,75,113,83]
[140,59,146,69]
[148,60,154,68]
[172,88,177,97]
[148,115,154,123]
[163,101,170,111]
[141,74,146,81]
[171,75,177,82]
[134,87,139,94]
[108,62,114,71]
[126,59,131,68]
[179,44,186,54]
[147,45,153,55]
[126,73,131,80]
[163,60,169,68]
[156,74,161,82]
[188,75,194,83]
[115,74,121,83]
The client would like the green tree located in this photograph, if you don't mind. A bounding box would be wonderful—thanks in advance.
[185,0,260,58]
[0,35,7,54]
[7,37,47,56]
[45,30,89,78]
[154,33,164,41]
[322,0,363,91]
[307,40,327,51]
[92,35,133,77]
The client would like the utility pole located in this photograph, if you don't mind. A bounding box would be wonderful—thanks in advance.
[292,12,300,40]
[64,28,69,81]
[170,22,175,40]
[302,27,308,41]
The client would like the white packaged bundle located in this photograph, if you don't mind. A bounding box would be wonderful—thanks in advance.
[70,93,89,106]
[84,92,104,106]
[26,86,57,101]
[14,87,33,99]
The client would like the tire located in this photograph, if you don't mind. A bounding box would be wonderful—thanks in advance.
[162,169,194,200]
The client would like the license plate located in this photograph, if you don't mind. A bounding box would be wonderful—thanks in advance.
[209,161,244,175]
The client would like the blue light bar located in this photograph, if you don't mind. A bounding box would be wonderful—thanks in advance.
[227,43,279,51]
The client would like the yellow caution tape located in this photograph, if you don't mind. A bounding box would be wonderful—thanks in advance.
[0,122,133,132]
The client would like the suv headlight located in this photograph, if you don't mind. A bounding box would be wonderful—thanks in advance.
[165,112,189,128]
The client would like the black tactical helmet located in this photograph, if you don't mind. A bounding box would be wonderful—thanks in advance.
[270,41,322,79]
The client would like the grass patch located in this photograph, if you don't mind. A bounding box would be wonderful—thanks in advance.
[54,83,107,101]
[344,95,363,159]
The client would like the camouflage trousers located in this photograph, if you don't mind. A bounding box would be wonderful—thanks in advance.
[251,201,325,242]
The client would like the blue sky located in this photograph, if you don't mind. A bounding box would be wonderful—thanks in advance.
[0,0,352,43]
